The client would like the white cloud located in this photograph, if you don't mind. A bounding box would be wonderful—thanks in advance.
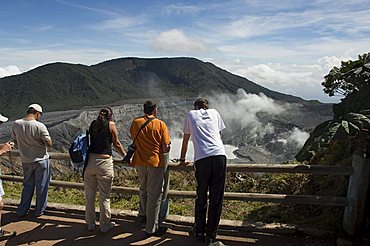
[217,2,370,39]
[317,55,355,71]
[55,0,118,16]
[34,24,56,31]
[221,13,309,39]
[0,65,22,78]
[151,29,208,52]
[213,54,359,102]
[0,48,122,71]
[302,38,369,60]
[236,64,290,87]
[163,4,202,15]
[95,16,145,30]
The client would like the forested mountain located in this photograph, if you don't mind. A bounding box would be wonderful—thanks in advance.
[0,57,309,119]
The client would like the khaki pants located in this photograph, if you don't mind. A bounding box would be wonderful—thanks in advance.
[84,154,114,228]
[159,153,170,223]
[137,162,166,234]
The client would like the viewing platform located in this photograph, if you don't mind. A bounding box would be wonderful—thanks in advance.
[0,199,335,246]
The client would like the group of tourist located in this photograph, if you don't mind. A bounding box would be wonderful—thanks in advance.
[0,98,227,245]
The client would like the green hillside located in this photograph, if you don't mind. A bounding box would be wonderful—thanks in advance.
[0,57,306,119]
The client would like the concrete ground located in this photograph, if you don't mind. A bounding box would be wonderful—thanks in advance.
[0,201,336,246]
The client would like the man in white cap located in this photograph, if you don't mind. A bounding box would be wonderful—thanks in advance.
[0,114,8,124]
[0,113,16,239]
[12,104,52,217]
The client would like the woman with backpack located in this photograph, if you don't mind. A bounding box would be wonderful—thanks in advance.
[84,107,126,233]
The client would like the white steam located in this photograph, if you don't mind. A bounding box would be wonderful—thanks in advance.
[272,127,310,148]
[287,127,310,147]
[169,137,238,161]
[167,89,308,161]
[209,88,285,134]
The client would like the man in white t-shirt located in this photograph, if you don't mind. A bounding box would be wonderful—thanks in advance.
[179,98,227,245]
[12,104,52,217]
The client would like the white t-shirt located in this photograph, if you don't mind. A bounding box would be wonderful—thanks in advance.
[12,119,51,163]
[183,108,226,161]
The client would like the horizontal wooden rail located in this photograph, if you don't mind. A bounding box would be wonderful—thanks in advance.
[0,175,348,206]
[4,150,363,235]
[6,151,354,175]
[171,163,354,175]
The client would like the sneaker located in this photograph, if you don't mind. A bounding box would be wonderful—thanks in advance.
[100,222,116,233]
[87,223,96,231]
[206,236,224,246]
[190,227,205,242]
[0,228,16,239]
[34,212,44,217]
[145,226,168,237]
[207,241,225,246]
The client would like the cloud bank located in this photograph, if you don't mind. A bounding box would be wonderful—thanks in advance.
[151,29,208,52]
[217,55,352,103]
[0,65,22,78]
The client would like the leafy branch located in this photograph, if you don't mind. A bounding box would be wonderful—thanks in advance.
[322,53,370,97]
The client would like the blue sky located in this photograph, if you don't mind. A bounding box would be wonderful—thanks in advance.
[1,0,370,103]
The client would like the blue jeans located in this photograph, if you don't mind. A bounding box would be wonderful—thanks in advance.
[17,159,50,216]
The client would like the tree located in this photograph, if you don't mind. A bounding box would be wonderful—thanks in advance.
[322,53,370,97]
[295,111,370,164]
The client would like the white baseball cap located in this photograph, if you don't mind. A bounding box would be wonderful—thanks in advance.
[0,114,8,123]
[28,103,43,114]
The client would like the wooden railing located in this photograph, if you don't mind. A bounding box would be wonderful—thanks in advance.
[1,150,368,236]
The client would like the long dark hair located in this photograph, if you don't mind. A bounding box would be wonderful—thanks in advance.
[92,107,113,133]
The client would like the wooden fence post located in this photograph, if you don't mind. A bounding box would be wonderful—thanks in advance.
[343,154,370,235]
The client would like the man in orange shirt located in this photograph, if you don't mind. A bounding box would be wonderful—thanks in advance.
[130,100,171,237]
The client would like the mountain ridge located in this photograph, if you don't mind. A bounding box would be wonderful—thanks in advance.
[0,57,318,119]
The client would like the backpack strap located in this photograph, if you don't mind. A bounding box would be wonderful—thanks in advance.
[132,117,155,143]
[86,127,91,149]
[82,122,93,178]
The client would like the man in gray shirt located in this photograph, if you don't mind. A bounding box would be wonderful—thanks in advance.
[12,104,52,217]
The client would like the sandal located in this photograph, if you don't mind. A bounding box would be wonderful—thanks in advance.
[0,228,16,239]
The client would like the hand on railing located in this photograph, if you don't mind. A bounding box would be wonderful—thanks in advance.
[113,158,133,171]
[121,158,135,167]
[171,158,192,166]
